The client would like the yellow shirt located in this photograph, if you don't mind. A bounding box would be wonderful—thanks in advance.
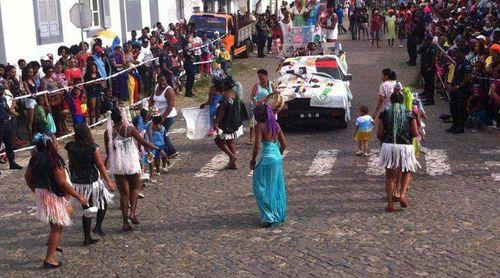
[220,50,231,61]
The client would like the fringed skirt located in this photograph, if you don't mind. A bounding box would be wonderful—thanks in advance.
[35,188,72,227]
[73,179,114,210]
[218,126,244,140]
[379,143,421,172]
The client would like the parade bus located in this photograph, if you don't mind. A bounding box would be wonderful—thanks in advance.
[188,13,255,58]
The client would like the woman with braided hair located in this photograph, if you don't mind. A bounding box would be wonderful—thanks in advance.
[377,89,421,212]
[251,103,287,227]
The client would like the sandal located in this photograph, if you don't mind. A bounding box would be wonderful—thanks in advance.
[43,261,63,269]
[128,215,140,225]
[122,224,133,232]
[399,196,409,208]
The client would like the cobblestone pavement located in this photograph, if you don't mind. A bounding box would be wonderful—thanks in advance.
[1,34,499,277]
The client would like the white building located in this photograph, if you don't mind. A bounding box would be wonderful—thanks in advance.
[0,0,204,64]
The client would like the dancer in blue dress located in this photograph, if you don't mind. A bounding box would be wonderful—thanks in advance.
[250,104,287,227]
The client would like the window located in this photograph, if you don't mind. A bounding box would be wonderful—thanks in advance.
[33,0,63,45]
[150,0,159,27]
[83,0,111,29]
[90,0,100,27]
[125,0,142,31]
[176,0,184,20]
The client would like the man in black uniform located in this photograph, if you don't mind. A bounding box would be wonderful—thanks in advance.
[183,46,196,98]
[256,15,267,58]
[447,47,472,134]
[0,83,23,175]
[406,19,418,66]
[418,35,437,105]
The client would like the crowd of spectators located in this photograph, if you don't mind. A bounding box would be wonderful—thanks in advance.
[0,18,236,159]
[346,0,499,133]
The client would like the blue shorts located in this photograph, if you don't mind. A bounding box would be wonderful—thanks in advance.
[153,145,165,160]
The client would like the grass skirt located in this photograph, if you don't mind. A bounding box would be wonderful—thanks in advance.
[35,188,72,227]
[379,143,421,172]
[73,179,114,210]
[218,126,244,140]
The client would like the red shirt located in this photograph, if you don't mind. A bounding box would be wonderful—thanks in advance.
[371,15,382,32]
[64,68,82,85]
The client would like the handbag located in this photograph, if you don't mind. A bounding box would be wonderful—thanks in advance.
[46,113,57,134]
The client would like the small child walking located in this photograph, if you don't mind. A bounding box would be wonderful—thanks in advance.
[147,113,169,179]
[354,105,374,157]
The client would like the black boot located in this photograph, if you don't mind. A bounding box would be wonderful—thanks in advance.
[82,216,99,246]
[93,208,107,236]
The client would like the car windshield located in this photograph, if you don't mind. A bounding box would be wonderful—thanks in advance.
[189,15,226,37]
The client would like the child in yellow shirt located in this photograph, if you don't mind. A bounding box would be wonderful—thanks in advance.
[219,45,231,74]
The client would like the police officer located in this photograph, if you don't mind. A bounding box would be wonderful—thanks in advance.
[406,19,418,67]
[418,35,437,105]
[256,15,267,58]
[183,45,196,98]
[447,47,472,134]
[0,83,23,175]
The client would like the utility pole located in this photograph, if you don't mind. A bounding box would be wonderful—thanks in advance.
[78,0,86,70]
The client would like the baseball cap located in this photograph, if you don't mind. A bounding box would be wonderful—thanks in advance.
[476,35,486,41]
[40,55,50,61]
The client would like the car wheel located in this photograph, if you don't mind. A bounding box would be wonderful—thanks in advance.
[337,110,348,129]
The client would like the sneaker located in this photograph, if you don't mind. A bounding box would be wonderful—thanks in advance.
[83,205,98,218]
[138,193,145,199]
[399,45,403,48]
[355,151,363,156]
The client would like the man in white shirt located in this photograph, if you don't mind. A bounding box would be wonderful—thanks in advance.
[192,34,203,75]
[138,40,154,92]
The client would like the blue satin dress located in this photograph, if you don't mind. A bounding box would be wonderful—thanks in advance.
[253,141,287,226]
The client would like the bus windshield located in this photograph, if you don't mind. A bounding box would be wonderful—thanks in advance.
[189,15,227,37]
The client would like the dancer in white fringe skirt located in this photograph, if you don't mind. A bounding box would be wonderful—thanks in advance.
[65,123,115,245]
[377,90,421,212]
[105,107,161,232]
[214,76,248,170]
[25,133,88,269]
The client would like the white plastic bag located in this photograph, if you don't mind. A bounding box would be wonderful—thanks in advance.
[181,107,211,140]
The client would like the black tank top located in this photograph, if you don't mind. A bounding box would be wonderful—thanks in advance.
[30,152,66,196]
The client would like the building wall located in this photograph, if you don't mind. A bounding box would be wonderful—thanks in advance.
[0,0,206,65]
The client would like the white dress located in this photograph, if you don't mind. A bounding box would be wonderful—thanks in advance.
[109,125,142,176]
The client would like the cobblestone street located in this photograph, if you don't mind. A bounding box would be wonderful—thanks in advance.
[0,35,499,277]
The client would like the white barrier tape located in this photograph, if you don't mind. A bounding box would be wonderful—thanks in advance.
[11,36,225,101]
[193,60,214,65]
[180,36,224,53]
[13,58,159,101]
[436,43,456,65]
[9,96,147,155]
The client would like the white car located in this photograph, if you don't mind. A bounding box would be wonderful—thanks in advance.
[275,54,353,129]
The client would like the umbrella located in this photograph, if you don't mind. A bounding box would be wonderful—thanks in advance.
[92,29,118,48]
